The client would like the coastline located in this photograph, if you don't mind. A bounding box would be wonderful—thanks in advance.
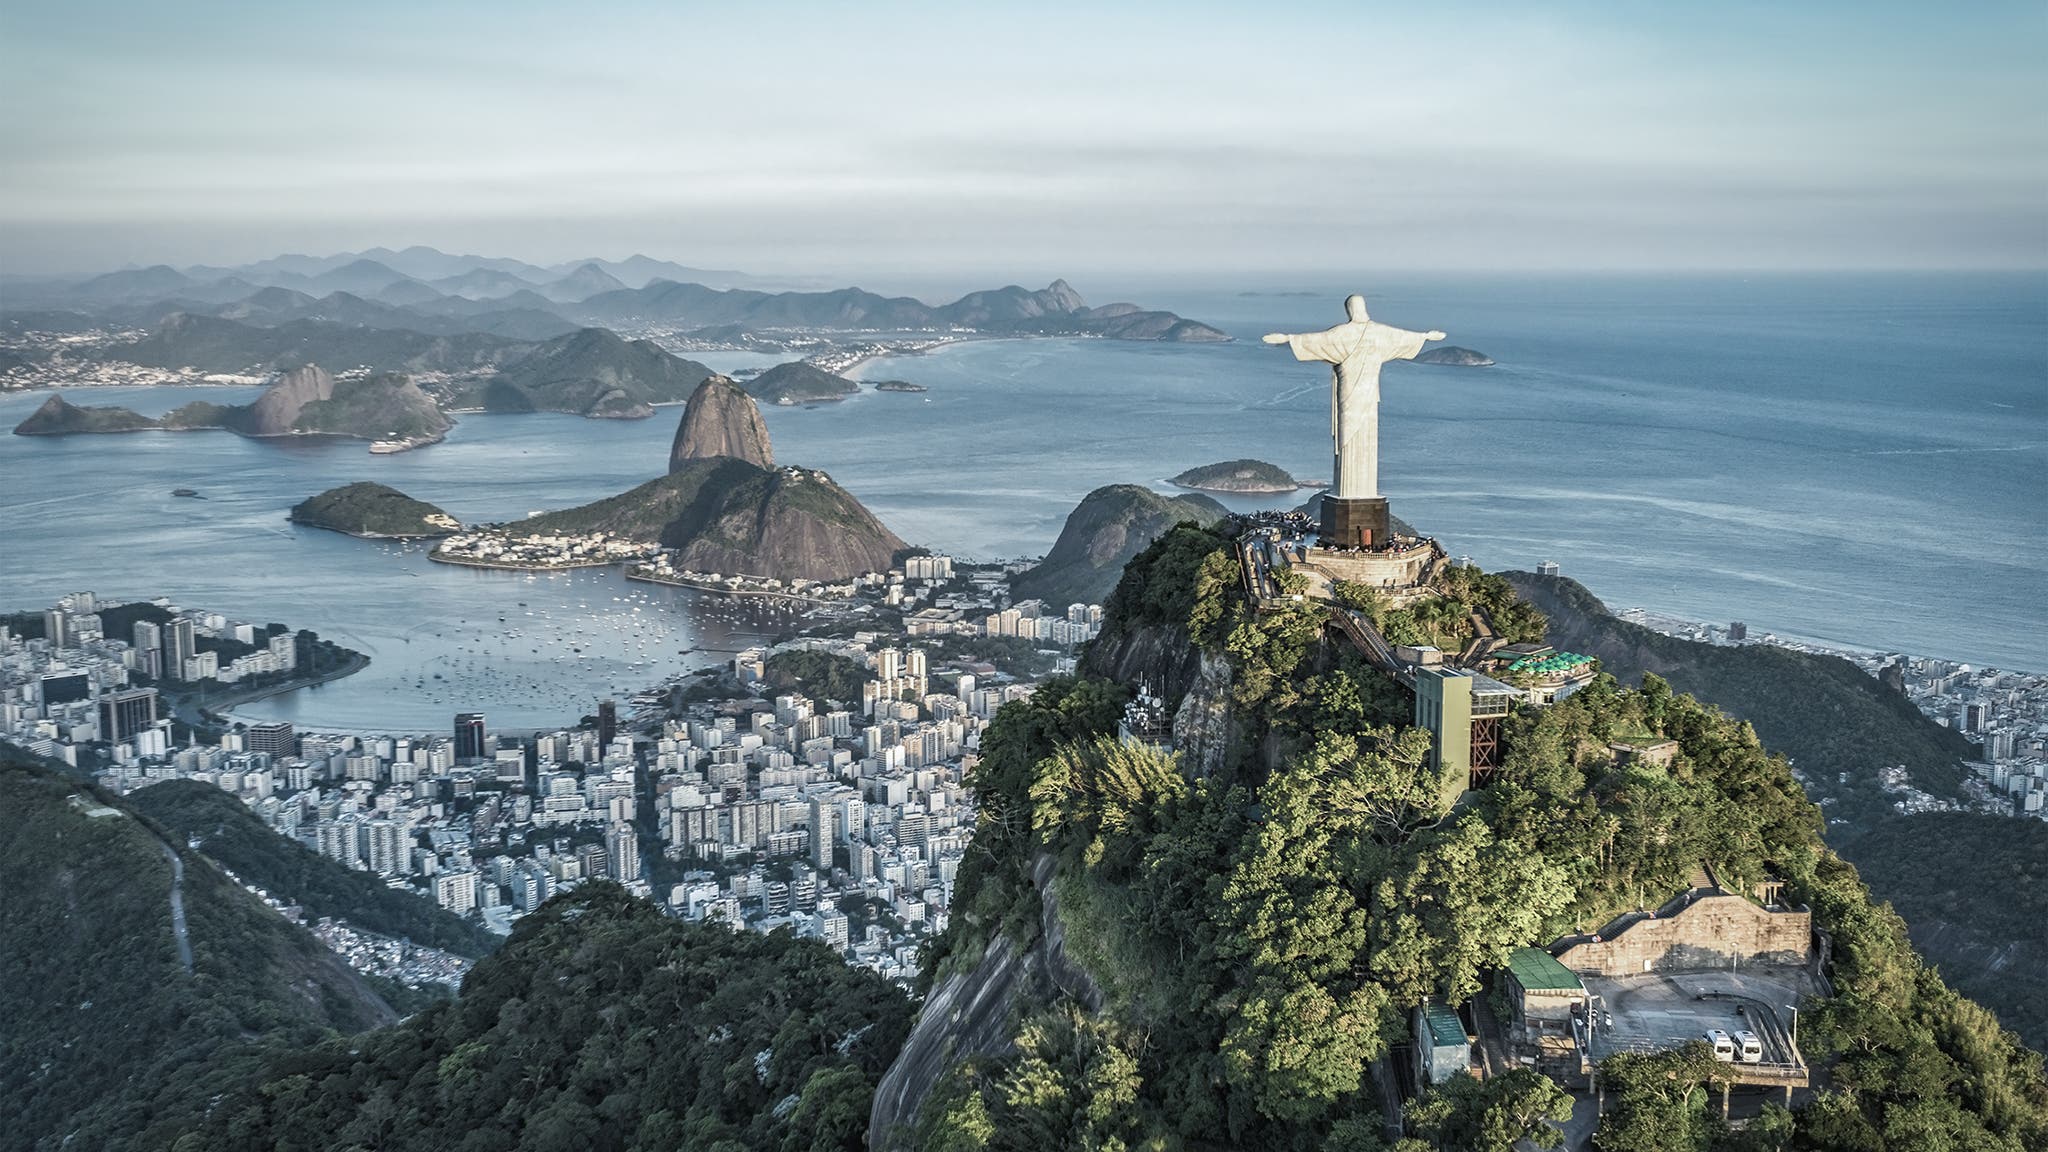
[187,650,371,715]
[624,568,836,605]
[289,517,457,541]
[426,551,622,573]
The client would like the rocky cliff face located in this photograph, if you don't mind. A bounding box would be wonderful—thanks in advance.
[292,373,451,440]
[669,375,773,471]
[242,364,335,435]
[869,854,1102,1151]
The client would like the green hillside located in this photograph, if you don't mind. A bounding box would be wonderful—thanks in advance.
[289,481,461,538]
[464,327,714,418]
[515,456,906,582]
[1010,484,1228,609]
[170,885,913,1151]
[745,361,859,404]
[0,753,395,1152]
[1844,813,2048,1050]
[513,456,767,540]
[1502,572,1977,812]
[126,779,498,958]
[906,525,2048,1150]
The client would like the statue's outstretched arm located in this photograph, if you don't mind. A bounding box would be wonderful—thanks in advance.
[1261,333,1292,345]
[1425,330,1446,341]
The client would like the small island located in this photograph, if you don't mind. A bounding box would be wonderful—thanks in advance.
[1413,345,1494,367]
[871,380,927,393]
[171,488,202,499]
[13,394,159,436]
[1169,458,1303,494]
[744,362,859,405]
[290,482,461,538]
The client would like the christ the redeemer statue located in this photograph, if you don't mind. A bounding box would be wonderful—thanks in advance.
[1264,294,1443,547]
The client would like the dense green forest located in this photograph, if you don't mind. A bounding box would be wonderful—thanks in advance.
[126,779,499,959]
[1335,565,1549,652]
[0,754,396,1152]
[3,748,914,1152]
[764,648,872,707]
[171,884,913,1152]
[1503,572,1976,811]
[1501,571,2048,1050]
[1845,814,2048,1050]
[913,525,2048,1151]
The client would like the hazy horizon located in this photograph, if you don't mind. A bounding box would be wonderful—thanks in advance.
[4,0,2044,279]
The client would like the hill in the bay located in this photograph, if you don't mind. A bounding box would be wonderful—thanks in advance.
[745,361,860,405]
[125,778,496,958]
[1413,345,1495,366]
[451,327,714,418]
[671,374,774,470]
[517,456,906,582]
[1169,458,1300,493]
[12,392,160,435]
[289,481,462,538]
[156,364,453,443]
[0,753,396,1149]
[105,314,714,421]
[1010,484,1228,608]
[14,366,452,444]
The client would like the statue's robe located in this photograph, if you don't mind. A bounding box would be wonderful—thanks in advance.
[1282,320,1429,500]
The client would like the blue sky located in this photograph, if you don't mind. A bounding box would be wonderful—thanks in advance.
[2,0,2042,278]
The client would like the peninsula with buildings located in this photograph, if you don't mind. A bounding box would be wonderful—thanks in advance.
[433,377,906,583]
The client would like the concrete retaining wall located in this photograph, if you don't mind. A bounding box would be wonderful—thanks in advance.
[1556,893,1811,976]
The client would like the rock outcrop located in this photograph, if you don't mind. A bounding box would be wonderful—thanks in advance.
[869,853,1103,1151]
[1011,484,1228,608]
[240,364,336,435]
[669,375,773,471]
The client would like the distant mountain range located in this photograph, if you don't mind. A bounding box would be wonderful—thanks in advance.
[3,248,1227,345]
[577,277,1229,341]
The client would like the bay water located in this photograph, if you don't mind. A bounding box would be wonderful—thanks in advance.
[2,274,2040,731]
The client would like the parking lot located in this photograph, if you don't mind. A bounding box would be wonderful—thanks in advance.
[1582,967,1817,1082]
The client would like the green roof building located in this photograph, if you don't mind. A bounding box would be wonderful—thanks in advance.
[1501,947,1589,1081]
[1413,1002,1472,1086]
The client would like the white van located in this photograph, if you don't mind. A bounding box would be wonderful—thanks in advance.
[1704,1029,1736,1061]
[1735,1030,1764,1063]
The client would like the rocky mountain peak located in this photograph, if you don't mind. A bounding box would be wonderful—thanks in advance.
[670,374,773,472]
[243,364,336,436]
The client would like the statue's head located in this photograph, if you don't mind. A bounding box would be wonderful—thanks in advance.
[1344,294,1369,321]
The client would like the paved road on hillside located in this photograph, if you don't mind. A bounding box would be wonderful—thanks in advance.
[156,839,194,974]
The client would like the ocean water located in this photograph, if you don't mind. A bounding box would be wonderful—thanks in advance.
[1,275,2041,732]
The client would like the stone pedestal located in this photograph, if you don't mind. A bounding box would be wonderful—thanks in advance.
[1321,496,1391,548]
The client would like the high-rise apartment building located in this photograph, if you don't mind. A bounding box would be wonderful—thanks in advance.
[247,721,296,757]
[454,713,487,761]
